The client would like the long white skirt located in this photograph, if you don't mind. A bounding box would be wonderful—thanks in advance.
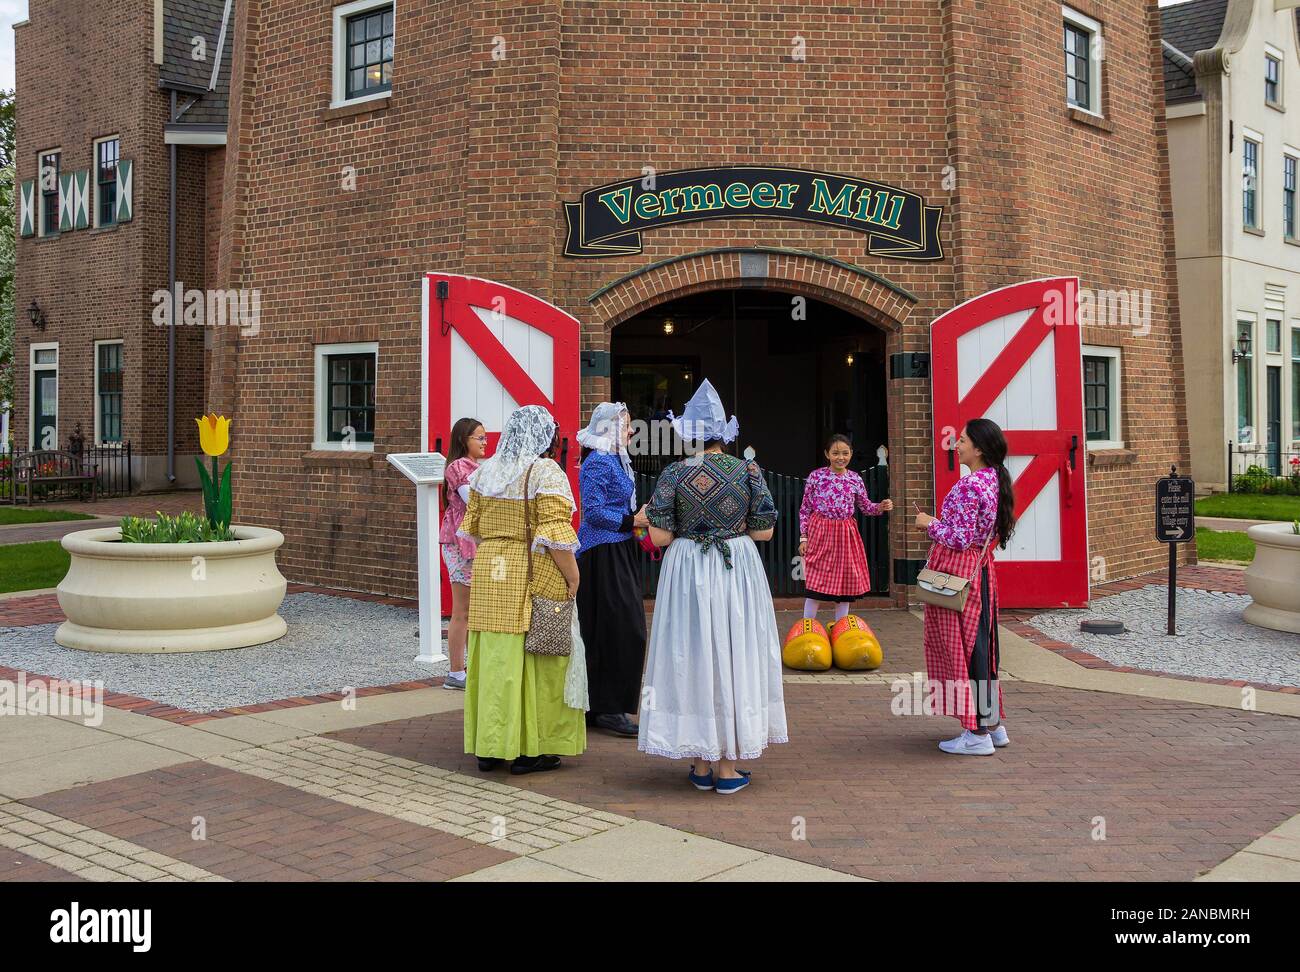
[638,535,788,762]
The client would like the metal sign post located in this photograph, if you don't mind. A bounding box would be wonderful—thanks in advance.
[1155,464,1195,636]
[387,452,448,665]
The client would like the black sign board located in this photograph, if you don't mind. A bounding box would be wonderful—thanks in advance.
[563,166,944,260]
[1155,474,1194,543]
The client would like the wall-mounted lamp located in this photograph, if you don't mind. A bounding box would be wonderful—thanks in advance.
[662,317,675,335]
[1231,330,1251,364]
[27,299,46,331]
[845,352,855,366]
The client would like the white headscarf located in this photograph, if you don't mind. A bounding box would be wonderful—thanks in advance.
[470,405,571,506]
[668,378,739,444]
[577,402,636,512]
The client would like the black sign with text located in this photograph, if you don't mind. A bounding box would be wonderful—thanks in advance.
[1155,475,1195,543]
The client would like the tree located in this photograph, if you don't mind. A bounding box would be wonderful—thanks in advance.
[0,88,14,432]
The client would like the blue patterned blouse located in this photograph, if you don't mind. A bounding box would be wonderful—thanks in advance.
[646,452,778,568]
[577,452,636,555]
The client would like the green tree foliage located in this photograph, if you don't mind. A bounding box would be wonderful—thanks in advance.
[0,88,15,426]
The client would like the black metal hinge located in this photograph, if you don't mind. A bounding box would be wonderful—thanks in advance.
[581,350,610,377]
[889,352,930,380]
[893,558,927,586]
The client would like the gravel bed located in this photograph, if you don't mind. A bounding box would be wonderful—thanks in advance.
[0,592,449,712]
[1029,586,1300,687]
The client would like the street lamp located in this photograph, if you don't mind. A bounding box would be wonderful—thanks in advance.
[1231,330,1251,364]
[27,299,46,331]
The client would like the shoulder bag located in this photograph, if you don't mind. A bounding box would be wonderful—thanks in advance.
[522,462,575,656]
[915,531,993,613]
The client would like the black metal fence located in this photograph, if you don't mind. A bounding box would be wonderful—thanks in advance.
[633,464,891,599]
[0,441,133,503]
[1227,441,1300,494]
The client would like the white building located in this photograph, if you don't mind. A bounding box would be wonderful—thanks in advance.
[1164,0,1300,490]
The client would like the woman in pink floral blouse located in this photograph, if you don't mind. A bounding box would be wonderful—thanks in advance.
[798,434,893,623]
[913,418,1017,757]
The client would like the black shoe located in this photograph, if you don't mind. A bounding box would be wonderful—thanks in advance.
[593,713,639,738]
[510,754,562,775]
[477,757,504,772]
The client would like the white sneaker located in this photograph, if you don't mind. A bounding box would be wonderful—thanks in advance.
[989,725,1009,748]
[938,730,994,756]
[443,671,467,691]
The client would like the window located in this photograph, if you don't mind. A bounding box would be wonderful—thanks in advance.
[1267,318,1282,354]
[1265,53,1281,107]
[38,150,59,236]
[1063,7,1102,115]
[1237,320,1254,442]
[1081,345,1122,449]
[332,1,394,108]
[1285,154,1297,239]
[94,136,119,228]
[314,342,377,450]
[1292,327,1300,441]
[29,343,58,451]
[95,341,124,445]
[1243,138,1260,229]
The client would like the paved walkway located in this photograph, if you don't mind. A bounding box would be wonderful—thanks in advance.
[1199,516,1275,533]
[0,565,1296,882]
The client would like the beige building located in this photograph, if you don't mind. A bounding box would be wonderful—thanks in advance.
[1164,0,1300,490]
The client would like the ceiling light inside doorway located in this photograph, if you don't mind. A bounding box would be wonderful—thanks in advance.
[662,317,675,335]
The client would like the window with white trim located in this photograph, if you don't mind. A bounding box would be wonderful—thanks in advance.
[95,340,124,445]
[93,136,120,229]
[1284,153,1297,240]
[1236,319,1254,443]
[1063,6,1103,116]
[1081,345,1122,449]
[37,149,60,236]
[1243,137,1261,230]
[1265,52,1281,107]
[331,1,394,109]
[314,342,377,450]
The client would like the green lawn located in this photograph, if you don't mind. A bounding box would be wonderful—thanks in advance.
[1194,527,1255,564]
[1194,493,1300,521]
[0,508,98,526]
[0,541,71,593]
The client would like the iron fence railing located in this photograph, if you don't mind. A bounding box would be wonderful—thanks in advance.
[633,464,891,599]
[1227,441,1300,493]
[1,441,133,504]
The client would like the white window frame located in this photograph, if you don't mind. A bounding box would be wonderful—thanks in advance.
[314,341,378,451]
[1265,46,1284,109]
[29,341,59,451]
[330,0,395,110]
[1081,344,1123,450]
[36,146,61,237]
[1243,129,1264,231]
[1235,315,1257,445]
[93,339,125,447]
[92,135,120,229]
[1062,5,1104,117]
[1284,146,1299,241]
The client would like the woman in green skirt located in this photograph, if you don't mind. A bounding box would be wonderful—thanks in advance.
[457,405,586,774]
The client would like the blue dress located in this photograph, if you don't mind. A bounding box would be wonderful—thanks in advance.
[576,451,647,716]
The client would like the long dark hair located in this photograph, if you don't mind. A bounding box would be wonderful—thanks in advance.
[444,417,482,505]
[964,418,1016,549]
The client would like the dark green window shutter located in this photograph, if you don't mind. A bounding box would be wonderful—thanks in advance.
[19,179,35,237]
[74,170,90,229]
[59,172,74,232]
[116,159,133,223]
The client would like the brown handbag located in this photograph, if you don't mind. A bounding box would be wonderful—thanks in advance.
[522,462,574,656]
[915,534,993,612]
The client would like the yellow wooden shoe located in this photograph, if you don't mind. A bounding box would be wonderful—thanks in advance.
[782,618,832,671]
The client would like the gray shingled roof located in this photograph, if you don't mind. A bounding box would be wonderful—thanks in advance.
[1159,0,1229,103]
[160,0,232,129]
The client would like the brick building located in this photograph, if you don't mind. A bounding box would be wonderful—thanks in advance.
[16,0,1191,607]
[12,0,231,490]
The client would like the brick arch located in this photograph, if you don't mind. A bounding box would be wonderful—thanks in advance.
[587,247,917,332]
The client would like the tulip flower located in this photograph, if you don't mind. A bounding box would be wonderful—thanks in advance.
[196,414,231,457]
[195,414,233,531]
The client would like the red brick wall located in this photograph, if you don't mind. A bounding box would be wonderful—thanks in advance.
[216,0,1188,597]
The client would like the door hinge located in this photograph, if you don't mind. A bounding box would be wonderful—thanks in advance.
[581,350,610,377]
[889,352,930,380]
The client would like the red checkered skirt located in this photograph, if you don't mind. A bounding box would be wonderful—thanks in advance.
[921,540,1005,730]
[803,514,871,600]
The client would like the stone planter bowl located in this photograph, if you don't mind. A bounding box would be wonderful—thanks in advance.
[1242,522,1300,635]
[55,526,288,653]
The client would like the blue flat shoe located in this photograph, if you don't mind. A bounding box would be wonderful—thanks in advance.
[688,768,715,791]
[714,775,750,795]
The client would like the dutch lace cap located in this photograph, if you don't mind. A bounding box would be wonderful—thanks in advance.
[577,402,636,511]
[468,404,574,508]
[668,378,739,445]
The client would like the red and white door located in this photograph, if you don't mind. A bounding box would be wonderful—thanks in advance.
[423,273,582,613]
[930,277,1089,608]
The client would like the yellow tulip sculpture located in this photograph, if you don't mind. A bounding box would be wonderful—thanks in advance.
[195,414,233,531]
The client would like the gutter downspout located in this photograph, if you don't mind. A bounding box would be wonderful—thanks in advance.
[168,90,177,483]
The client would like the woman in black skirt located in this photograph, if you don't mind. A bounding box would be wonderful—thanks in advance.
[576,403,649,737]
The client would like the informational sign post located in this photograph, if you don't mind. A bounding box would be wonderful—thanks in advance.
[1155,465,1195,636]
[387,452,448,665]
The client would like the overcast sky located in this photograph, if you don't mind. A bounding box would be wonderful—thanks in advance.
[0,0,1195,95]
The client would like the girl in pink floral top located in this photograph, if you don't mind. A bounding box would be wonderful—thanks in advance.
[798,435,893,623]
[439,417,488,689]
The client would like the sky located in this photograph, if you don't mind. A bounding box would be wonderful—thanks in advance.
[0,0,1196,94]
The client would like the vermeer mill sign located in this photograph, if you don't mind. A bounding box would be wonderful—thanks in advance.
[563,166,945,260]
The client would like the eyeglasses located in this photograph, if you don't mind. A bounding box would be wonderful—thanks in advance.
[470,435,488,442]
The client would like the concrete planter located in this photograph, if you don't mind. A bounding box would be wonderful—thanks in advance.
[1243,523,1300,635]
[56,526,288,653]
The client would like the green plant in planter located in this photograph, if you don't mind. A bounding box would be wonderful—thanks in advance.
[1292,519,1299,536]
[119,511,235,543]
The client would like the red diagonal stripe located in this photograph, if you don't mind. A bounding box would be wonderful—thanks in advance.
[449,303,553,409]
[1008,453,1060,522]
[958,304,1052,420]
